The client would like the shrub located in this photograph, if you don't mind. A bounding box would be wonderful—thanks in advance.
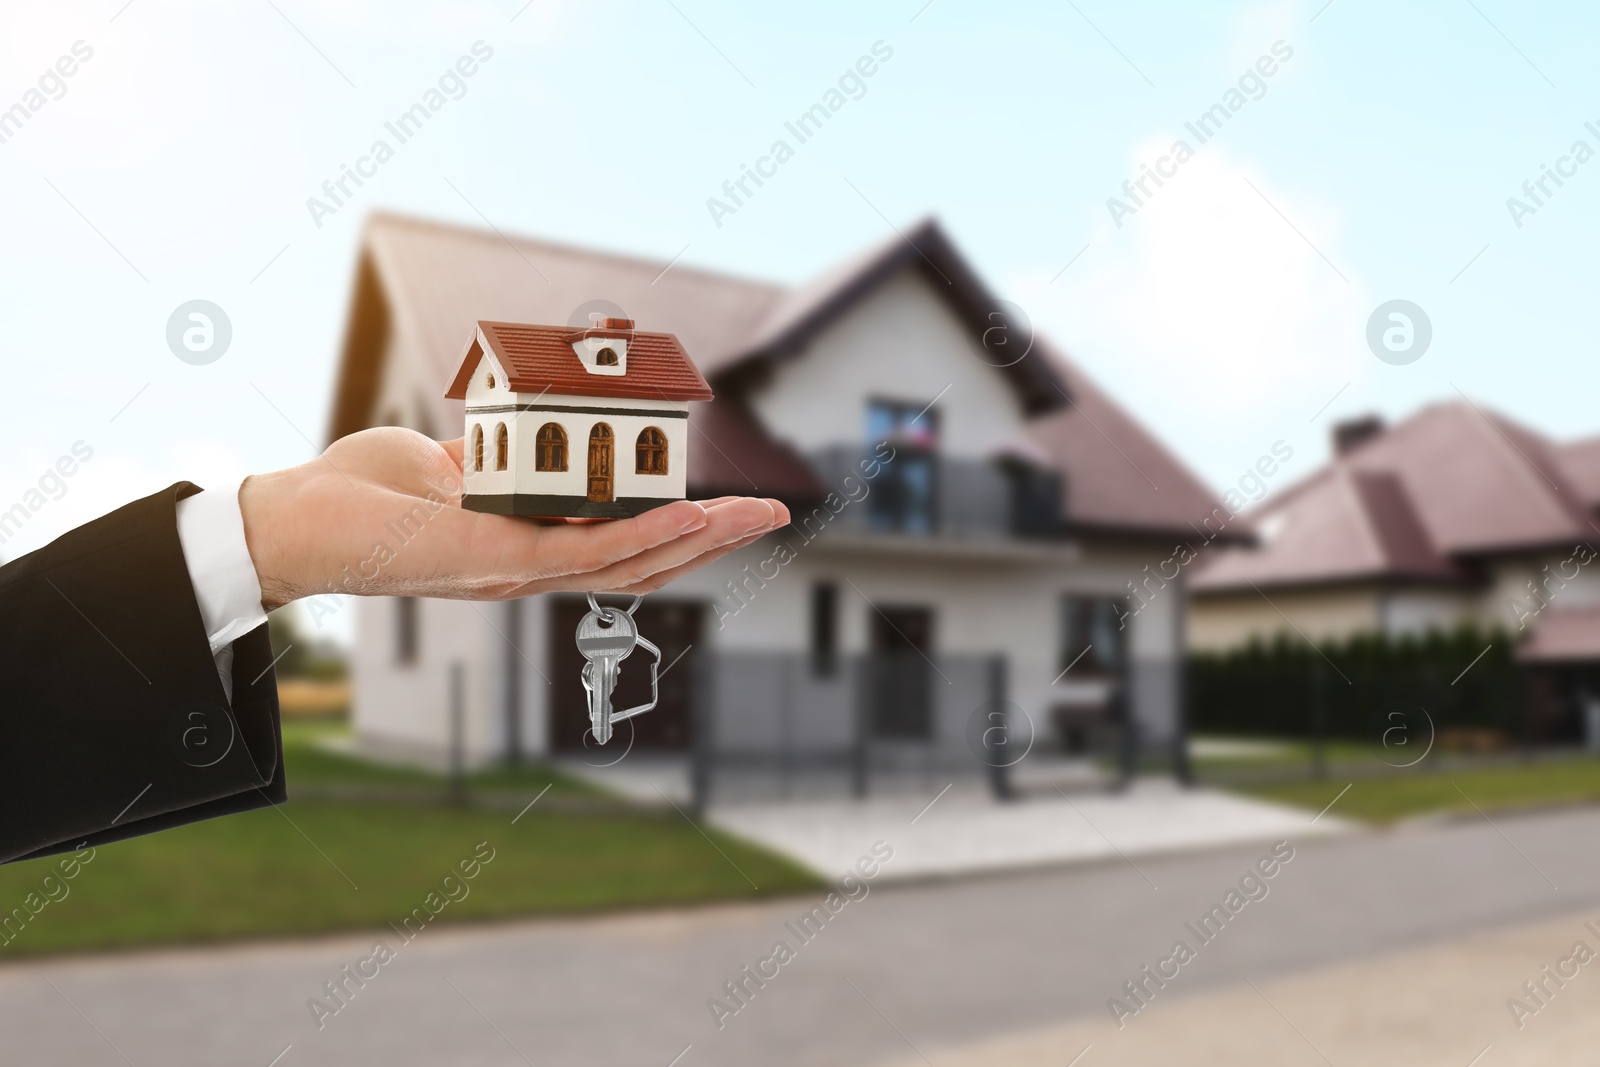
[1188,624,1529,743]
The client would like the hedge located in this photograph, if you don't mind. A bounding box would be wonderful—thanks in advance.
[1188,625,1533,744]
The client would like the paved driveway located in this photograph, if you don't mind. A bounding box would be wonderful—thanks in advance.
[709,779,1349,880]
[3,804,1596,1067]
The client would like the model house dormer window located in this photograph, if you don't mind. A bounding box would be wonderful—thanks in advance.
[486,371,496,388]
[571,316,633,377]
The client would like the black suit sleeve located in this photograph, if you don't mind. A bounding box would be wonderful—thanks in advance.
[0,482,286,865]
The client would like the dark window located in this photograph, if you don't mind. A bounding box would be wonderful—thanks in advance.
[866,399,939,534]
[810,581,838,676]
[868,606,934,739]
[396,597,419,665]
[866,399,939,451]
[536,423,567,471]
[495,423,509,470]
[596,347,619,366]
[471,424,484,472]
[636,427,667,474]
[1058,596,1128,677]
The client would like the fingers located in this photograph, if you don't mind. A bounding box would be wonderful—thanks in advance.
[401,492,788,601]
[607,527,778,594]
[440,437,464,467]
[323,429,465,502]
[604,496,790,593]
[492,498,713,582]
[515,497,782,595]
[763,497,791,528]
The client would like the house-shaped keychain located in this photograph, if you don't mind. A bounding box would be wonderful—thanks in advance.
[445,318,713,518]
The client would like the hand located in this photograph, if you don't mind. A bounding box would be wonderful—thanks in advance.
[237,427,788,610]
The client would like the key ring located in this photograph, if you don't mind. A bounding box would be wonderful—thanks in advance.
[580,635,661,725]
[586,592,642,618]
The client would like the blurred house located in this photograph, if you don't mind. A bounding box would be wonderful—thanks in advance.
[1190,405,1600,670]
[325,213,1222,792]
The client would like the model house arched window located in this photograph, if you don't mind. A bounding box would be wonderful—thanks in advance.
[472,424,484,472]
[536,423,568,471]
[495,423,509,470]
[596,347,619,366]
[636,427,667,475]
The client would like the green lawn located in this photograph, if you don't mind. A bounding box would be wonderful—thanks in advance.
[1190,737,1377,776]
[1232,754,1600,824]
[278,721,607,797]
[0,723,819,958]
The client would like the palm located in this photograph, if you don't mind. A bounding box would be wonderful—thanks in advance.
[244,428,784,608]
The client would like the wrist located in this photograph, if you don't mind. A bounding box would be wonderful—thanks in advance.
[238,468,302,611]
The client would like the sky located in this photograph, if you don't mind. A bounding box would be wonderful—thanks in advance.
[3,0,1598,619]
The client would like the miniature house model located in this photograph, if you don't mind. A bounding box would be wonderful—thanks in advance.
[445,319,713,518]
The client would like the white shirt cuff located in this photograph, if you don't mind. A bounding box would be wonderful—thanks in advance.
[175,480,269,698]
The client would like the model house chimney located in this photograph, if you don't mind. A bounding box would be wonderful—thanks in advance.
[601,317,635,331]
[1333,415,1384,457]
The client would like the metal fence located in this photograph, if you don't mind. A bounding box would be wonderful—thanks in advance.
[688,651,1009,807]
[681,653,1212,807]
[1183,651,1598,787]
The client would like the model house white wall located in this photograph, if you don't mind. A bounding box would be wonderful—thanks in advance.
[454,364,688,508]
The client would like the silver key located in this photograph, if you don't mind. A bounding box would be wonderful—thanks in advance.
[576,608,637,744]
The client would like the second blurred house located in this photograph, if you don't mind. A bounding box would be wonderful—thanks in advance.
[325,214,1225,793]
[1191,404,1600,667]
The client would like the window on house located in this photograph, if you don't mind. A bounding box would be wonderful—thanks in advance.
[636,427,667,474]
[495,423,509,471]
[536,423,567,471]
[810,581,838,677]
[485,371,496,389]
[596,347,619,366]
[396,597,418,665]
[865,399,939,534]
[866,399,940,450]
[472,424,484,472]
[1058,596,1128,677]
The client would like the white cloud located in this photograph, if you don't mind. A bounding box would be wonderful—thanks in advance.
[1022,143,1369,419]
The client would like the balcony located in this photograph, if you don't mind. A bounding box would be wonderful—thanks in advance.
[803,445,1064,544]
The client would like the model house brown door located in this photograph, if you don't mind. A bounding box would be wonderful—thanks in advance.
[587,423,613,501]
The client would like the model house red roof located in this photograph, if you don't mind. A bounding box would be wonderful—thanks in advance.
[444,320,714,403]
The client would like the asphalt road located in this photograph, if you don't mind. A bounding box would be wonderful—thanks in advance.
[3,803,1597,1067]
